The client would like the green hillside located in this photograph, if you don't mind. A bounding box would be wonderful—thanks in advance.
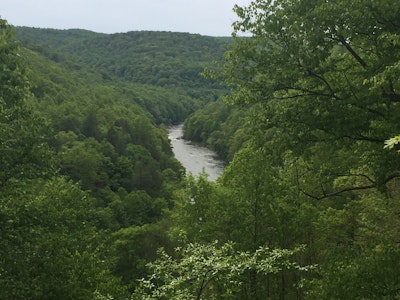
[2,0,400,297]
[0,26,234,298]
[16,27,229,99]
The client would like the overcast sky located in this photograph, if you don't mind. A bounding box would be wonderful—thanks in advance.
[1,0,251,36]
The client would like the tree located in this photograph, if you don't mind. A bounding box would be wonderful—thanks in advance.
[304,189,400,299]
[59,138,111,191]
[170,163,313,298]
[133,241,310,300]
[82,109,101,140]
[211,0,400,297]
[111,221,173,292]
[0,19,29,111]
[0,19,54,185]
[217,0,400,196]
[0,177,127,299]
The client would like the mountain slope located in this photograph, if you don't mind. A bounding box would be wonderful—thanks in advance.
[16,28,230,100]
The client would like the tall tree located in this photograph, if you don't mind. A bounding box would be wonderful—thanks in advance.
[217,0,400,196]
[0,19,54,185]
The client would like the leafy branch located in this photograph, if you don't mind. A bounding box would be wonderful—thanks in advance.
[132,241,312,299]
[384,135,400,153]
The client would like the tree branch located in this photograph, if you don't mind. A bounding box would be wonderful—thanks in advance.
[279,86,337,99]
[337,34,367,68]
[300,183,376,200]
[384,173,400,184]
[196,269,215,300]
[306,69,338,99]
[331,29,368,69]
[299,173,400,200]
[382,81,400,102]
[341,134,384,144]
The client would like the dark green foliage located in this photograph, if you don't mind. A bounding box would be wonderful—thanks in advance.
[111,221,173,291]
[0,178,127,299]
[10,24,205,298]
[183,100,251,161]
[0,20,127,298]
[0,20,55,185]
[21,43,185,220]
[82,110,101,140]
[5,0,400,297]
[202,0,400,298]
[16,27,229,106]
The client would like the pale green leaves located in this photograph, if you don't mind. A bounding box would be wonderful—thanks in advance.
[133,241,312,299]
[384,135,400,153]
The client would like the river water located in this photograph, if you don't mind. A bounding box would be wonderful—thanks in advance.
[168,124,224,181]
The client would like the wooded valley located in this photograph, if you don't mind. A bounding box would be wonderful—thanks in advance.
[1,0,400,299]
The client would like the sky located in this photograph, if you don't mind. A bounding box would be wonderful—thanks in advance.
[1,0,251,36]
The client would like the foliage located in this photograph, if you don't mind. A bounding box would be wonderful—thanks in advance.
[385,135,400,153]
[206,0,400,298]
[111,221,173,292]
[133,241,309,300]
[220,0,400,190]
[0,19,55,185]
[0,177,127,299]
[0,19,127,298]
[170,151,317,298]
[183,99,251,161]
[304,190,400,299]
[3,0,400,297]
[16,28,229,104]
[20,43,185,230]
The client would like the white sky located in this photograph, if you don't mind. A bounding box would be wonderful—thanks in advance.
[1,0,251,36]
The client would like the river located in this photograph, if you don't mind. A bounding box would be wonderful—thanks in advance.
[168,124,225,181]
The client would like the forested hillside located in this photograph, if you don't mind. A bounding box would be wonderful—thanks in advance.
[1,21,230,299]
[2,0,400,298]
[16,27,229,99]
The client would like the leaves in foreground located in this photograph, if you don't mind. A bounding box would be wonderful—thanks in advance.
[132,241,312,299]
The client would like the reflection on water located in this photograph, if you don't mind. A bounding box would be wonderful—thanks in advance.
[168,124,224,181]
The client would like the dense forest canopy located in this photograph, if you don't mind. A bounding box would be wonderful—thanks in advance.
[1,0,400,298]
[1,19,231,299]
[16,27,229,99]
[180,0,400,298]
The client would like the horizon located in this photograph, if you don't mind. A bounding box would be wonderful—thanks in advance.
[12,24,235,38]
[2,0,251,37]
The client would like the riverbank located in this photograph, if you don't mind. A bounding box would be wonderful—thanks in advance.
[168,124,224,181]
